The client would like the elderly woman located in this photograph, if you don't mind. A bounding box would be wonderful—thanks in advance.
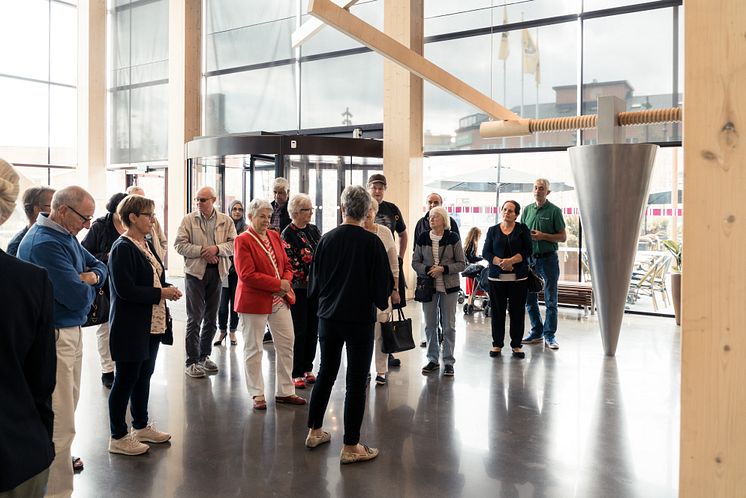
[482,200,533,359]
[107,194,182,456]
[215,200,247,346]
[82,192,128,389]
[234,199,305,410]
[363,198,399,386]
[305,186,392,464]
[412,206,466,377]
[281,194,322,389]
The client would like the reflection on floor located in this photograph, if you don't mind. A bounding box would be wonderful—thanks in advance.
[72,304,680,498]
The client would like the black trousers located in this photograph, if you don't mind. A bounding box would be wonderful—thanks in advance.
[109,334,161,438]
[307,318,374,445]
[488,279,529,349]
[289,288,318,378]
[218,270,239,331]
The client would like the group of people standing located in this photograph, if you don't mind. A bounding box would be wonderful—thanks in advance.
[1,151,568,496]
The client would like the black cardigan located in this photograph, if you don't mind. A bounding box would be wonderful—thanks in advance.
[82,213,120,263]
[108,237,171,362]
[0,251,56,492]
[482,223,533,279]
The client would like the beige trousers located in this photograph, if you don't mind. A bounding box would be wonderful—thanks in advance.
[240,304,295,398]
[95,321,115,374]
[46,326,82,498]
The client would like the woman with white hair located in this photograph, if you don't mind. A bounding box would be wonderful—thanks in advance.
[305,185,392,464]
[412,205,466,377]
[363,198,400,386]
[281,194,322,388]
[234,198,305,410]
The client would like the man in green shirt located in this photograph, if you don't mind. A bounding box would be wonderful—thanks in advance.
[521,179,566,349]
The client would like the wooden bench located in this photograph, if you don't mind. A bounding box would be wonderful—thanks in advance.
[538,281,594,314]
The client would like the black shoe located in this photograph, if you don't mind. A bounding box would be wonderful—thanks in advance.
[489,347,502,358]
[263,332,273,344]
[421,361,439,374]
[213,331,227,346]
[443,365,454,377]
[419,341,427,348]
[101,372,114,389]
[388,354,401,367]
[512,348,526,359]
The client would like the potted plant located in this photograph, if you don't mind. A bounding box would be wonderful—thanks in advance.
[662,239,682,325]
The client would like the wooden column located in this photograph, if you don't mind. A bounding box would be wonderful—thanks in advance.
[167,0,201,277]
[680,0,746,495]
[77,0,107,207]
[383,0,423,292]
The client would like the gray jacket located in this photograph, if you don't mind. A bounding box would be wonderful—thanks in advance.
[174,210,237,280]
[411,230,466,294]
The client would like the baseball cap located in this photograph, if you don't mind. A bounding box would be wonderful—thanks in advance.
[367,173,387,187]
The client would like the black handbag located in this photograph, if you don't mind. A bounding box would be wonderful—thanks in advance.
[414,276,435,303]
[83,287,109,327]
[527,266,545,293]
[161,304,174,345]
[380,309,415,354]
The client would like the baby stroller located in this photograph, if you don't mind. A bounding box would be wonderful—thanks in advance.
[461,264,490,316]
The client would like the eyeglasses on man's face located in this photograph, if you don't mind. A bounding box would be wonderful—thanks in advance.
[195,197,214,203]
[66,204,93,223]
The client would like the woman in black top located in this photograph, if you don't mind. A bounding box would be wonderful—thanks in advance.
[215,200,247,346]
[282,193,322,389]
[82,192,127,388]
[305,186,392,464]
[482,200,533,358]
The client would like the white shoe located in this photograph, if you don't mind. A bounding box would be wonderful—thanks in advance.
[199,356,219,372]
[109,434,149,456]
[132,423,171,444]
[185,364,205,378]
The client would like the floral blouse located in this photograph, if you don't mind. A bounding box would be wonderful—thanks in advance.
[281,223,321,288]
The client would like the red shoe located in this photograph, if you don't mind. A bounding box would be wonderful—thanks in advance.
[275,394,307,405]
[304,372,316,384]
[253,396,267,410]
[293,377,306,389]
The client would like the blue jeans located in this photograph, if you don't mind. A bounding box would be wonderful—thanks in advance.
[422,291,458,366]
[525,252,560,340]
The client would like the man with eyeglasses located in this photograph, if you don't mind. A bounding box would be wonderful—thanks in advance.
[270,177,291,233]
[17,185,107,498]
[6,185,55,256]
[175,186,237,378]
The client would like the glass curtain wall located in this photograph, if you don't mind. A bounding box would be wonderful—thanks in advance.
[0,0,78,250]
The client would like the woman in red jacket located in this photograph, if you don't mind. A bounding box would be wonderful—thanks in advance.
[234,198,305,410]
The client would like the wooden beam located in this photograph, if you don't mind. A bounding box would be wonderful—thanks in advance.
[680,0,746,495]
[308,0,519,121]
[292,0,360,48]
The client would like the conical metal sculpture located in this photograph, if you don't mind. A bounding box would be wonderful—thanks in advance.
[569,143,658,356]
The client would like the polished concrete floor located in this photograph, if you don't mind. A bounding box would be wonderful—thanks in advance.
[71,301,680,498]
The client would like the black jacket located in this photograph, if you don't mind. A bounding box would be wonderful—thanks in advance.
[108,238,171,362]
[271,200,291,233]
[82,213,121,264]
[482,223,533,280]
[0,250,56,492]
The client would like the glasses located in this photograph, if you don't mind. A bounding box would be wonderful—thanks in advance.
[195,197,213,203]
[139,212,156,219]
[300,208,314,213]
[66,204,93,223]
[273,190,287,195]
[232,207,244,212]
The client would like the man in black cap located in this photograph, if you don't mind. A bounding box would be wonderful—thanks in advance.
[367,173,407,368]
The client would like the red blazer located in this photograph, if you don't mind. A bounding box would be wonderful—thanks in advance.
[234,228,294,314]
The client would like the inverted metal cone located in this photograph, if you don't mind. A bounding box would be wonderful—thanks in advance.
[568,144,658,356]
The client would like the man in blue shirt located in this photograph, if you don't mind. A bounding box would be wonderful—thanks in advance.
[18,185,107,498]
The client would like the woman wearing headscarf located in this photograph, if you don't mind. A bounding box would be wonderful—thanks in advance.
[234,199,305,410]
[281,194,322,389]
[107,194,182,456]
[482,200,533,359]
[215,200,247,346]
[82,192,128,388]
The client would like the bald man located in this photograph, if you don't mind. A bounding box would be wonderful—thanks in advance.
[175,186,237,378]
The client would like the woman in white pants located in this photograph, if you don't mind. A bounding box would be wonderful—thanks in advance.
[234,199,305,410]
[363,199,400,385]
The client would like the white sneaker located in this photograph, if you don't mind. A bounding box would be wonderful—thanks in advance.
[109,434,149,456]
[199,356,219,373]
[185,363,205,378]
[132,423,171,443]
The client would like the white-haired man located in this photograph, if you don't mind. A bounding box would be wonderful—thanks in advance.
[175,186,237,378]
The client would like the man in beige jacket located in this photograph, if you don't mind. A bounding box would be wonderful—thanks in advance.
[175,186,237,378]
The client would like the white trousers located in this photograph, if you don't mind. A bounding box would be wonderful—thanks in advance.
[96,321,115,374]
[46,326,82,498]
[372,322,388,374]
[240,304,295,398]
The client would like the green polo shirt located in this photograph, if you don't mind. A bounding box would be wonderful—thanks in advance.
[521,200,565,254]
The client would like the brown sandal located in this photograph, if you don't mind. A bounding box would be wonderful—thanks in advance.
[253,396,267,410]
